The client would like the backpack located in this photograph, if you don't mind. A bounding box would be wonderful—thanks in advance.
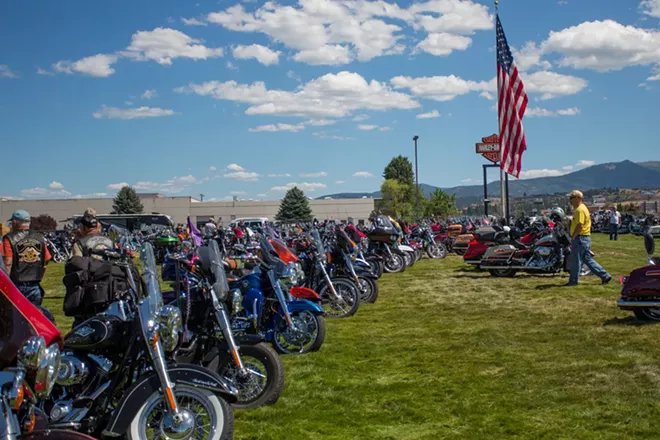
[62,256,135,317]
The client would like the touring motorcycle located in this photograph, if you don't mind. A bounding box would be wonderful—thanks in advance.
[617,233,660,321]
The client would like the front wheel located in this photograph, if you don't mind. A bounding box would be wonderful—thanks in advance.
[318,278,360,318]
[426,243,447,259]
[357,276,379,303]
[402,252,414,268]
[128,384,234,440]
[217,342,285,410]
[273,311,326,354]
[383,253,404,273]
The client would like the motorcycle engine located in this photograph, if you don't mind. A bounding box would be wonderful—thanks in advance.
[529,246,556,268]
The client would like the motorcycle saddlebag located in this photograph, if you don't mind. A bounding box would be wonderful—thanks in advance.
[482,245,516,261]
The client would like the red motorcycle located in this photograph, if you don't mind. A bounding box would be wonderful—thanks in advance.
[617,234,660,321]
[463,224,549,267]
[0,270,95,440]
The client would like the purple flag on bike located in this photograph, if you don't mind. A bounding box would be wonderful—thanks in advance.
[187,216,204,247]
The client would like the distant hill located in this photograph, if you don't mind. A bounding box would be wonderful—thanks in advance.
[318,160,660,204]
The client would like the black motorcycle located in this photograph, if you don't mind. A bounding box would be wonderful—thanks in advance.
[44,244,237,439]
[162,241,285,410]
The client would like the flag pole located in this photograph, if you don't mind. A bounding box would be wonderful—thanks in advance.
[495,0,507,223]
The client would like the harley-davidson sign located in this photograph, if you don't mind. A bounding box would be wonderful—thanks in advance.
[476,134,500,163]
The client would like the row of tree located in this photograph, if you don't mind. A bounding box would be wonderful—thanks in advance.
[379,155,458,220]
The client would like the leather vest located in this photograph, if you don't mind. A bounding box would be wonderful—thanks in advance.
[77,233,114,258]
[6,230,46,283]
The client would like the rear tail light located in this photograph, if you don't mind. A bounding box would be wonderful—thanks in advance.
[619,276,628,285]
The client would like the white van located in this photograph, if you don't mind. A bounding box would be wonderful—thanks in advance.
[229,217,269,230]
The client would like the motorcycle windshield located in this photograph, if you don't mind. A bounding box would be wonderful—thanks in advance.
[0,270,61,369]
[269,238,298,264]
[140,242,163,316]
[260,236,287,278]
[208,240,229,297]
[311,230,325,255]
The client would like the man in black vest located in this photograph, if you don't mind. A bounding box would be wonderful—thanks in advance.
[72,208,114,258]
[1,210,51,306]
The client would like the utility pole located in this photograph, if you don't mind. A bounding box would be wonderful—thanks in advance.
[413,135,419,221]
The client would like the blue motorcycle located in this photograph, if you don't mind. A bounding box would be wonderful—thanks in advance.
[230,237,326,355]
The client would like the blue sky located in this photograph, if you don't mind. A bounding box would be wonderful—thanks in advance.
[1,0,659,201]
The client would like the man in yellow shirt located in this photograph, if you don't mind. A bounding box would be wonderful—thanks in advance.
[567,190,611,286]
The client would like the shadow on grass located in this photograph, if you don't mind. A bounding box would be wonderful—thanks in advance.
[536,283,566,290]
[603,316,656,327]
[450,275,489,280]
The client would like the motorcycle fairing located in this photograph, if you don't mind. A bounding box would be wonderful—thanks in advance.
[621,265,660,298]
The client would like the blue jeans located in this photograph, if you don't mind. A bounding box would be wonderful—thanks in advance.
[609,224,618,240]
[569,236,610,284]
[15,282,54,322]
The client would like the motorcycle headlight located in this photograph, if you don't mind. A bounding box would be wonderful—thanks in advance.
[18,336,46,371]
[280,262,299,288]
[158,305,182,352]
[34,343,61,398]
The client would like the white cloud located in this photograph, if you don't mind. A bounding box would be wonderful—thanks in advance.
[511,42,552,72]
[415,33,472,56]
[0,65,18,79]
[124,100,134,105]
[142,89,157,99]
[248,123,305,132]
[256,193,268,198]
[518,169,565,179]
[182,17,208,26]
[479,91,495,100]
[177,71,419,118]
[53,54,119,77]
[226,60,238,70]
[335,180,345,184]
[20,187,72,199]
[461,178,473,183]
[416,109,440,119]
[207,0,493,65]
[48,181,64,190]
[641,0,660,18]
[352,114,369,121]
[305,119,336,126]
[299,172,328,177]
[267,173,292,177]
[357,124,376,130]
[270,182,327,192]
[526,107,580,117]
[230,190,247,195]
[122,27,224,65]
[313,131,354,140]
[576,160,595,167]
[540,20,660,72]
[227,164,245,171]
[293,45,352,65]
[648,66,660,81]
[107,182,129,190]
[562,165,574,171]
[92,105,177,120]
[353,171,373,177]
[232,44,281,65]
[125,175,202,194]
[224,170,259,181]
[209,165,217,171]
[36,68,54,76]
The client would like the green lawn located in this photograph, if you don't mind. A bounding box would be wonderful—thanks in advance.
[41,234,660,439]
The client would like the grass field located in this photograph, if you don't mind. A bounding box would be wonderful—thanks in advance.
[40,234,660,439]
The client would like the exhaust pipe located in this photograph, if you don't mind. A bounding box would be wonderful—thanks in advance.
[617,299,660,308]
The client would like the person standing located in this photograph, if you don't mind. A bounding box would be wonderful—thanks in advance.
[1,210,51,306]
[566,191,612,286]
[609,206,622,241]
[72,208,114,258]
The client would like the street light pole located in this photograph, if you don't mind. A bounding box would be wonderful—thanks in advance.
[413,135,419,221]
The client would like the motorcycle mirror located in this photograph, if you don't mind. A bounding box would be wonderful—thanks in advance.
[644,233,655,263]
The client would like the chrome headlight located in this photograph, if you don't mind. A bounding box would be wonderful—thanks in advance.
[231,289,243,315]
[34,343,61,398]
[280,262,299,288]
[158,305,182,352]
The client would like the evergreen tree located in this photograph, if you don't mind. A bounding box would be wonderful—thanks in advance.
[380,179,413,218]
[112,186,144,214]
[383,156,414,186]
[276,187,313,222]
[426,189,458,217]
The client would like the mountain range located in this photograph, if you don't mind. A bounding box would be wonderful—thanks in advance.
[318,161,660,206]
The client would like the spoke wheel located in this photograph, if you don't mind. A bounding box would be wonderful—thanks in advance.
[273,311,326,354]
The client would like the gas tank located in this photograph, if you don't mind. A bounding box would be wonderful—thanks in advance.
[64,316,125,351]
[534,234,555,247]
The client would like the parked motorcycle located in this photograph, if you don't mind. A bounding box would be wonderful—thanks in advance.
[161,241,285,410]
[45,244,237,439]
[617,234,660,321]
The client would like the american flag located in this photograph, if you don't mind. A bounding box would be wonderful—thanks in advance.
[496,14,528,178]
